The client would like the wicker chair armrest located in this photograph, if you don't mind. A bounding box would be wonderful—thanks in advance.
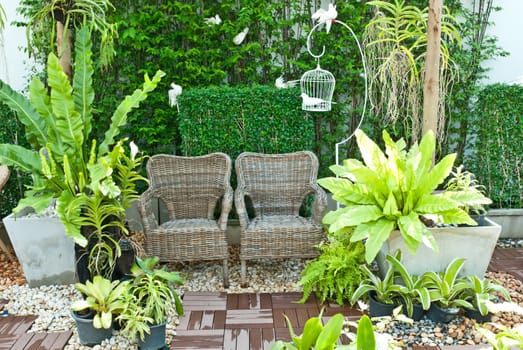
[218,186,234,231]
[234,186,251,230]
[138,189,159,232]
[308,183,328,223]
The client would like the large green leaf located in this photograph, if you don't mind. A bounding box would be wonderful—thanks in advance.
[415,153,456,198]
[356,315,376,350]
[73,25,95,141]
[414,193,460,214]
[47,53,84,157]
[327,205,383,233]
[0,79,47,149]
[362,218,396,263]
[397,212,431,253]
[355,129,388,172]
[0,144,41,173]
[315,313,343,350]
[13,191,54,214]
[318,178,374,205]
[100,70,165,155]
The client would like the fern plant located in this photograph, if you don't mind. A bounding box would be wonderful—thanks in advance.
[297,240,366,305]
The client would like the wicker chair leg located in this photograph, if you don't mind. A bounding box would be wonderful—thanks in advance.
[240,259,248,288]
[222,259,229,288]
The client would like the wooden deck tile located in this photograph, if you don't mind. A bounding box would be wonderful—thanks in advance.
[171,329,224,349]
[0,315,37,335]
[182,291,227,311]
[226,309,273,328]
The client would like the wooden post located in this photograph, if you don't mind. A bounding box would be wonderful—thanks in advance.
[422,0,443,137]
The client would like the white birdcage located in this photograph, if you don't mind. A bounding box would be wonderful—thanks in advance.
[300,63,336,112]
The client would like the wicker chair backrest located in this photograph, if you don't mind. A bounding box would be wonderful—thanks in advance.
[0,165,9,193]
[146,153,231,220]
[235,151,319,216]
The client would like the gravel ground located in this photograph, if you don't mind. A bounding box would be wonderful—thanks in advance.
[0,242,522,349]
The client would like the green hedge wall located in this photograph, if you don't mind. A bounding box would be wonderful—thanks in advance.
[177,85,314,159]
[466,84,523,208]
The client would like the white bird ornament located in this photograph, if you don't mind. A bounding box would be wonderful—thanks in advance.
[168,82,183,112]
[300,92,328,107]
[233,27,249,45]
[311,3,338,33]
[275,75,299,89]
[204,14,222,26]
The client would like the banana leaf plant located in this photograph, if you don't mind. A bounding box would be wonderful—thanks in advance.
[318,128,492,264]
[0,26,163,270]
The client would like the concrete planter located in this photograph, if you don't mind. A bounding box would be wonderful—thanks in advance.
[487,208,523,238]
[377,217,501,278]
[2,208,75,287]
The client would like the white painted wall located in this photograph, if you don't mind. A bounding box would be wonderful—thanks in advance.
[0,0,32,92]
[482,1,523,84]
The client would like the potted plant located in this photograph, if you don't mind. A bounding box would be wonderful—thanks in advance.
[70,275,128,345]
[117,257,184,350]
[350,258,403,317]
[461,275,511,323]
[0,25,161,284]
[319,128,499,278]
[422,258,472,323]
[297,238,366,305]
[386,251,430,321]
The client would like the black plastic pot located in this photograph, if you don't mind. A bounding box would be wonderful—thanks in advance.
[138,322,167,350]
[113,239,136,280]
[71,310,113,346]
[369,291,398,317]
[400,301,425,321]
[427,303,460,323]
[465,308,492,323]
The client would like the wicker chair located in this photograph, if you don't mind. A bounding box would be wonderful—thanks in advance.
[0,165,14,261]
[234,151,327,287]
[138,153,233,287]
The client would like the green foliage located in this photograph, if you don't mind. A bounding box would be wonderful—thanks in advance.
[364,0,460,142]
[350,254,403,306]
[71,275,128,329]
[422,258,472,309]
[386,252,431,317]
[0,26,158,253]
[270,311,354,350]
[465,84,523,209]
[297,240,365,305]
[461,275,511,316]
[319,129,488,264]
[0,103,28,218]
[117,257,184,341]
[178,86,314,159]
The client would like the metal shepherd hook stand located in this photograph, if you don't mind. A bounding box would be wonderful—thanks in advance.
[303,18,369,170]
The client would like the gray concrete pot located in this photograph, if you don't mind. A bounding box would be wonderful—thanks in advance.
[377,217,501,278]
[487,208,523,238]
[2,208,75,287]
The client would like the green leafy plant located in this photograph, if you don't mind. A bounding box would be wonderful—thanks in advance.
[350,256,402,306]
[319,128,491,264]
[117,256,184,341]
[466,84,523,209]
[421,258,471,309]
[270,310,351,350]
[297,240,365,305]
[71,275,128,329]
[0,25,160,278]
[386,251,430,318]
[444,165,491,215]
[364,0,460,141]
[477,323,523,350]
[461,275,511,316]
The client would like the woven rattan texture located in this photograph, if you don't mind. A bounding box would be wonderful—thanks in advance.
[138,153,232,286]
[234,151,327,286]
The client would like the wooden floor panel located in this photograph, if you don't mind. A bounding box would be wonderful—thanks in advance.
[0,247,520,349]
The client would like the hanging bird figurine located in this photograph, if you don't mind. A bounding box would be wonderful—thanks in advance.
[311,3,338,33]
[300,92,328,107]
[233,27,249,45]
[204,14,222,26]
[168,82,183,112]
[275,75,299,89]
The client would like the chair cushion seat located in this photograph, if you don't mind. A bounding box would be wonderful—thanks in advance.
[245,215,320,231]
[158,218,222,232]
